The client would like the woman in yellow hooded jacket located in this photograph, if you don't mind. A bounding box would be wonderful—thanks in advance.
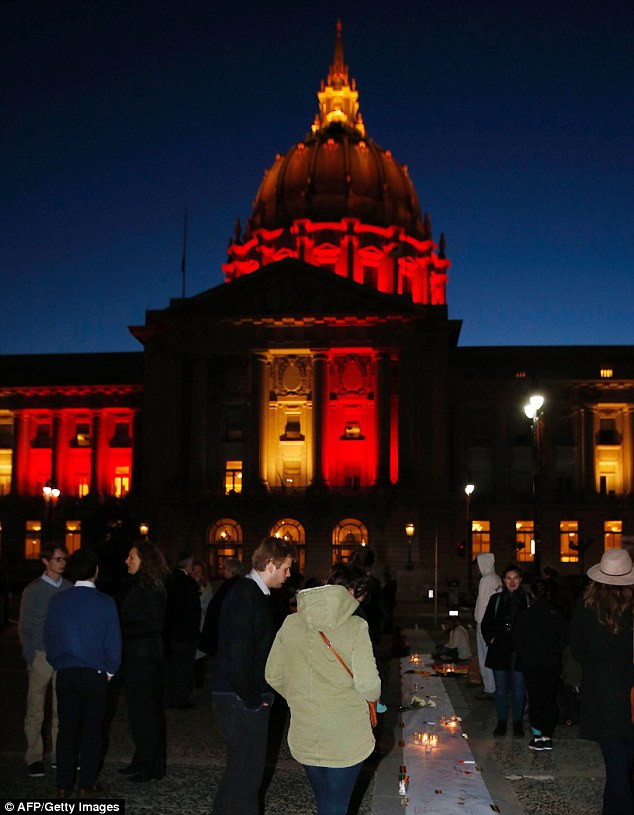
[265,565,381,815]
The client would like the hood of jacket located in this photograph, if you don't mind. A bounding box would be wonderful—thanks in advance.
[297,584,359,632]
[477,552,496,578]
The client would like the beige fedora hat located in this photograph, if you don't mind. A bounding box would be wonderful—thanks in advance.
[587,548,634,585]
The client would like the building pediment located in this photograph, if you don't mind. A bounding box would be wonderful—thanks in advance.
[141,258,430,329]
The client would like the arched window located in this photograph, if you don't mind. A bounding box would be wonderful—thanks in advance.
[332,518,369,563]
[269,518,306,574]
[208,518,243,577]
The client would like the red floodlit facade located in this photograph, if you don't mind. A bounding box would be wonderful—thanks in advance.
[224,219,449,307]
[11,405,135,498]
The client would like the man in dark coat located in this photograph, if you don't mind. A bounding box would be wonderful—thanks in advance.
[199,558,243,658]
[211,537,294,815]
[165,552,200,708]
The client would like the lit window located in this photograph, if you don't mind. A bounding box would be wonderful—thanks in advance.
[224,460,243,494]
[604,520,622,550]
[73,423,91,447]
[113,467,130,497]
[515,521,534,563]
[600,369,613,378]
[270,518,305,573]
[280,416,304,440]
[342,421,363,440]
[515,371,527,379]
[77,476,89,497]
[332,518,368,563]
[208,518,243,577]
[281,460,301,488]
[25,521,42,560]
[560,521,579,563]
[65,520,81,553]
[471,521,491,557]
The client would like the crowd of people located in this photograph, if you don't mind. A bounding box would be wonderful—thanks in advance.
[475,549,634,815]
[16,538,634,815]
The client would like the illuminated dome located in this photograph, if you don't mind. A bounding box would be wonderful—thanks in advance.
[250,21,423,238]
[249,121,424,240]
[223,22,449,308]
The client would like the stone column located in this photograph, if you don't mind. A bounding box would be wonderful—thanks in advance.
[247,353,268,492]
[10,412,23,495]
[623,406,634,493]
[90,413,101,495]
[51,413,61,489]
[582,406,596,494]
[311,350,328,488]
[131,410,143,494]
[375,351,391,486]
[258,355,270,487]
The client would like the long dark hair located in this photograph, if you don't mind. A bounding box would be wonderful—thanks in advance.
[583,581,633,634]
[133,540,169,590]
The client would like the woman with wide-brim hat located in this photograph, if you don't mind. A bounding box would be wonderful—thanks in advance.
[571,548,634,815]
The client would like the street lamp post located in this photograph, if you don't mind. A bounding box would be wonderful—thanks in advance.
[405,522,415,570]
[42,481,61,542]
[465,483,475,592]
[524,394,544,576]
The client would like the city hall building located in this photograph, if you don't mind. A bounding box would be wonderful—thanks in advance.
[2,26,633,602]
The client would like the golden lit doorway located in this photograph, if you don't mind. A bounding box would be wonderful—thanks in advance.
[208,518,243,577]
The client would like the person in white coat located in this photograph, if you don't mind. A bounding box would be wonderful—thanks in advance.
[474,553,502,694]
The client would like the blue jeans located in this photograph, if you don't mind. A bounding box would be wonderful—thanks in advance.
[599,736,634,815]
[303,762,363,815]
[492,668,525,723]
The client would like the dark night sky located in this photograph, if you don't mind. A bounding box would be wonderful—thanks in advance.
[2,0,633,355]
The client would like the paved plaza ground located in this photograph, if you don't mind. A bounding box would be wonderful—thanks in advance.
[0,613,606,814]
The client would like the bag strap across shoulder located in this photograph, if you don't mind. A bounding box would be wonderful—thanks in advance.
[319,631,353,679]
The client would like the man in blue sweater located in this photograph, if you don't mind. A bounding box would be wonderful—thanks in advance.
[19,542,71,777]
[44,547,122,799]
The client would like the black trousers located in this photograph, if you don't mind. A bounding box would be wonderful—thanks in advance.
[56,667,108,790]
[523,664,560,737]
[166,639,197,707]
[123,656,166,778]
[211,693,270,815]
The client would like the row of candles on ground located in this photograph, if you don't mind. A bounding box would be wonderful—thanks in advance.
[412,731,439,752]
[412,715,461,752]
[410,652,461,673]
